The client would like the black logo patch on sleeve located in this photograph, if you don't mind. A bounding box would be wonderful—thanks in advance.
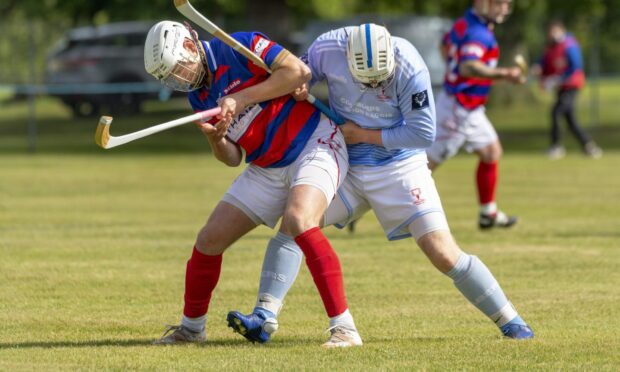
[412,90,430,110]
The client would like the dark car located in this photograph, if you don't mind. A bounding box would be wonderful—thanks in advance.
[45,21,169,117]
[290,15,452,98]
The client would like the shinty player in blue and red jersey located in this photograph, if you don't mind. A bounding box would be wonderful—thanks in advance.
[532,20,602,160]
[143,21,361,347]
[428,0,525,229]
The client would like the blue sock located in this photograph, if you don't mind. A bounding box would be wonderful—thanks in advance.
[253,232,302,317]
[447,253,523,327]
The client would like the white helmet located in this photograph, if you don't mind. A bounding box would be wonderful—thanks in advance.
[144,21,206,92]
[346,23,395,88]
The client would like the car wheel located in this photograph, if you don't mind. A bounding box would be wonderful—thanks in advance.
[109,92,143,116]
[71,100,100,118]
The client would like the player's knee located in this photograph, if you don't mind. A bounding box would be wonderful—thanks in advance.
[195,225,227,255]
[433,249,460,273]
[282,210,318,237]
[281,216,307,237]
[417,230,462,274]
[494,146,503,160]
[479,143,502,163]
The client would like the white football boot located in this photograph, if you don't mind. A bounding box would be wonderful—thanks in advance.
[152,325,206,345]
[322,325,363,348]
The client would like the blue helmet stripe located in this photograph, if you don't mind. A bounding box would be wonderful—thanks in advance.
[365,24,373,68]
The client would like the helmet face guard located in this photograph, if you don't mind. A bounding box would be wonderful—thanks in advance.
[346,23,395,89]
[161,57,205,92]
[144,21,206,92]
[360,74,395,90]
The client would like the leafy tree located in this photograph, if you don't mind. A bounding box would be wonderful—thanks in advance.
[2,0,620,84]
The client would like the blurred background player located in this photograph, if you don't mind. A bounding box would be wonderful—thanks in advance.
[143,21,361,347]
[427,0,524,229]
[228,23,534,343]
[531,20,603,160]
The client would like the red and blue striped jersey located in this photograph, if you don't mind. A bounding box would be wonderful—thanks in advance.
[188,32,320,168]
[540,34,585,90]
[443,9,499,110]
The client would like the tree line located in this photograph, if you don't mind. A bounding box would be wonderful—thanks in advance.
[1,0,619,84]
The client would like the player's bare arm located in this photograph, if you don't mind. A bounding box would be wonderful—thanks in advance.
[196,120,242,166]
[222,51,311,118]
[460,60,524,84]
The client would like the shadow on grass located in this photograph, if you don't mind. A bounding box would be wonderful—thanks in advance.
[0,338,268,349]
[499,125,620,153]
[0,335,455,349]
[0,339,156,349]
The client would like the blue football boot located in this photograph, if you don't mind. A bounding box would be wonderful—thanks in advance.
[227,311,276,343]
[501,323,534,339]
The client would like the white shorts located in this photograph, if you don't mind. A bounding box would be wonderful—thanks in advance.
[427,91,498,164]
[223,115,348,229]
[324,153,450,241]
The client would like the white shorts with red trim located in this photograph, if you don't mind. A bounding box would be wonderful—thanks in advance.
[324,153,450,241]
[426,91,498,164]
[223,115,347,228]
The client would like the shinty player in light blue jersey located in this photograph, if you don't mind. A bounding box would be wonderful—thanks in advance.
[306,27,436,167]
[226,23,534,345]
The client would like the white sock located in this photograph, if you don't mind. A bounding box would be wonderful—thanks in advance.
[329,309,356,330]
[490,302,519,327]
[480,202,497,215]
[181,315,206,333]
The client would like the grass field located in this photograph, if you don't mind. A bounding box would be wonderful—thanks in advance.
[1,90,619,370]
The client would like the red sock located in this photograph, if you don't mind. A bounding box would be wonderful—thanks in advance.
[476,161,498,206]
[294,227,348,317]
[183,246,223,318]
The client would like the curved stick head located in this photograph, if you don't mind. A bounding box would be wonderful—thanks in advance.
[514,54,528,74]
[174,0,188,6]
[95,116,113,149]
[514,54,528,84]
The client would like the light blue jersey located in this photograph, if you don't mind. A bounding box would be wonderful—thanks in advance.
[307,27,436,166]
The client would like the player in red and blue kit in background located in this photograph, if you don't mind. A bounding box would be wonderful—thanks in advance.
[428,0,525,230]
[532,20,602,159]
[143,21,361,347]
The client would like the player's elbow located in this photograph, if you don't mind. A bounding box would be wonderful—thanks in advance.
[227,151,243,167]
[420,137,434,149]
[297,63,312,85]
[275,53,311,86]
[220,156,241,167]
[230,159,242,167]
[419,130,436,148]
[215,150,242,167]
